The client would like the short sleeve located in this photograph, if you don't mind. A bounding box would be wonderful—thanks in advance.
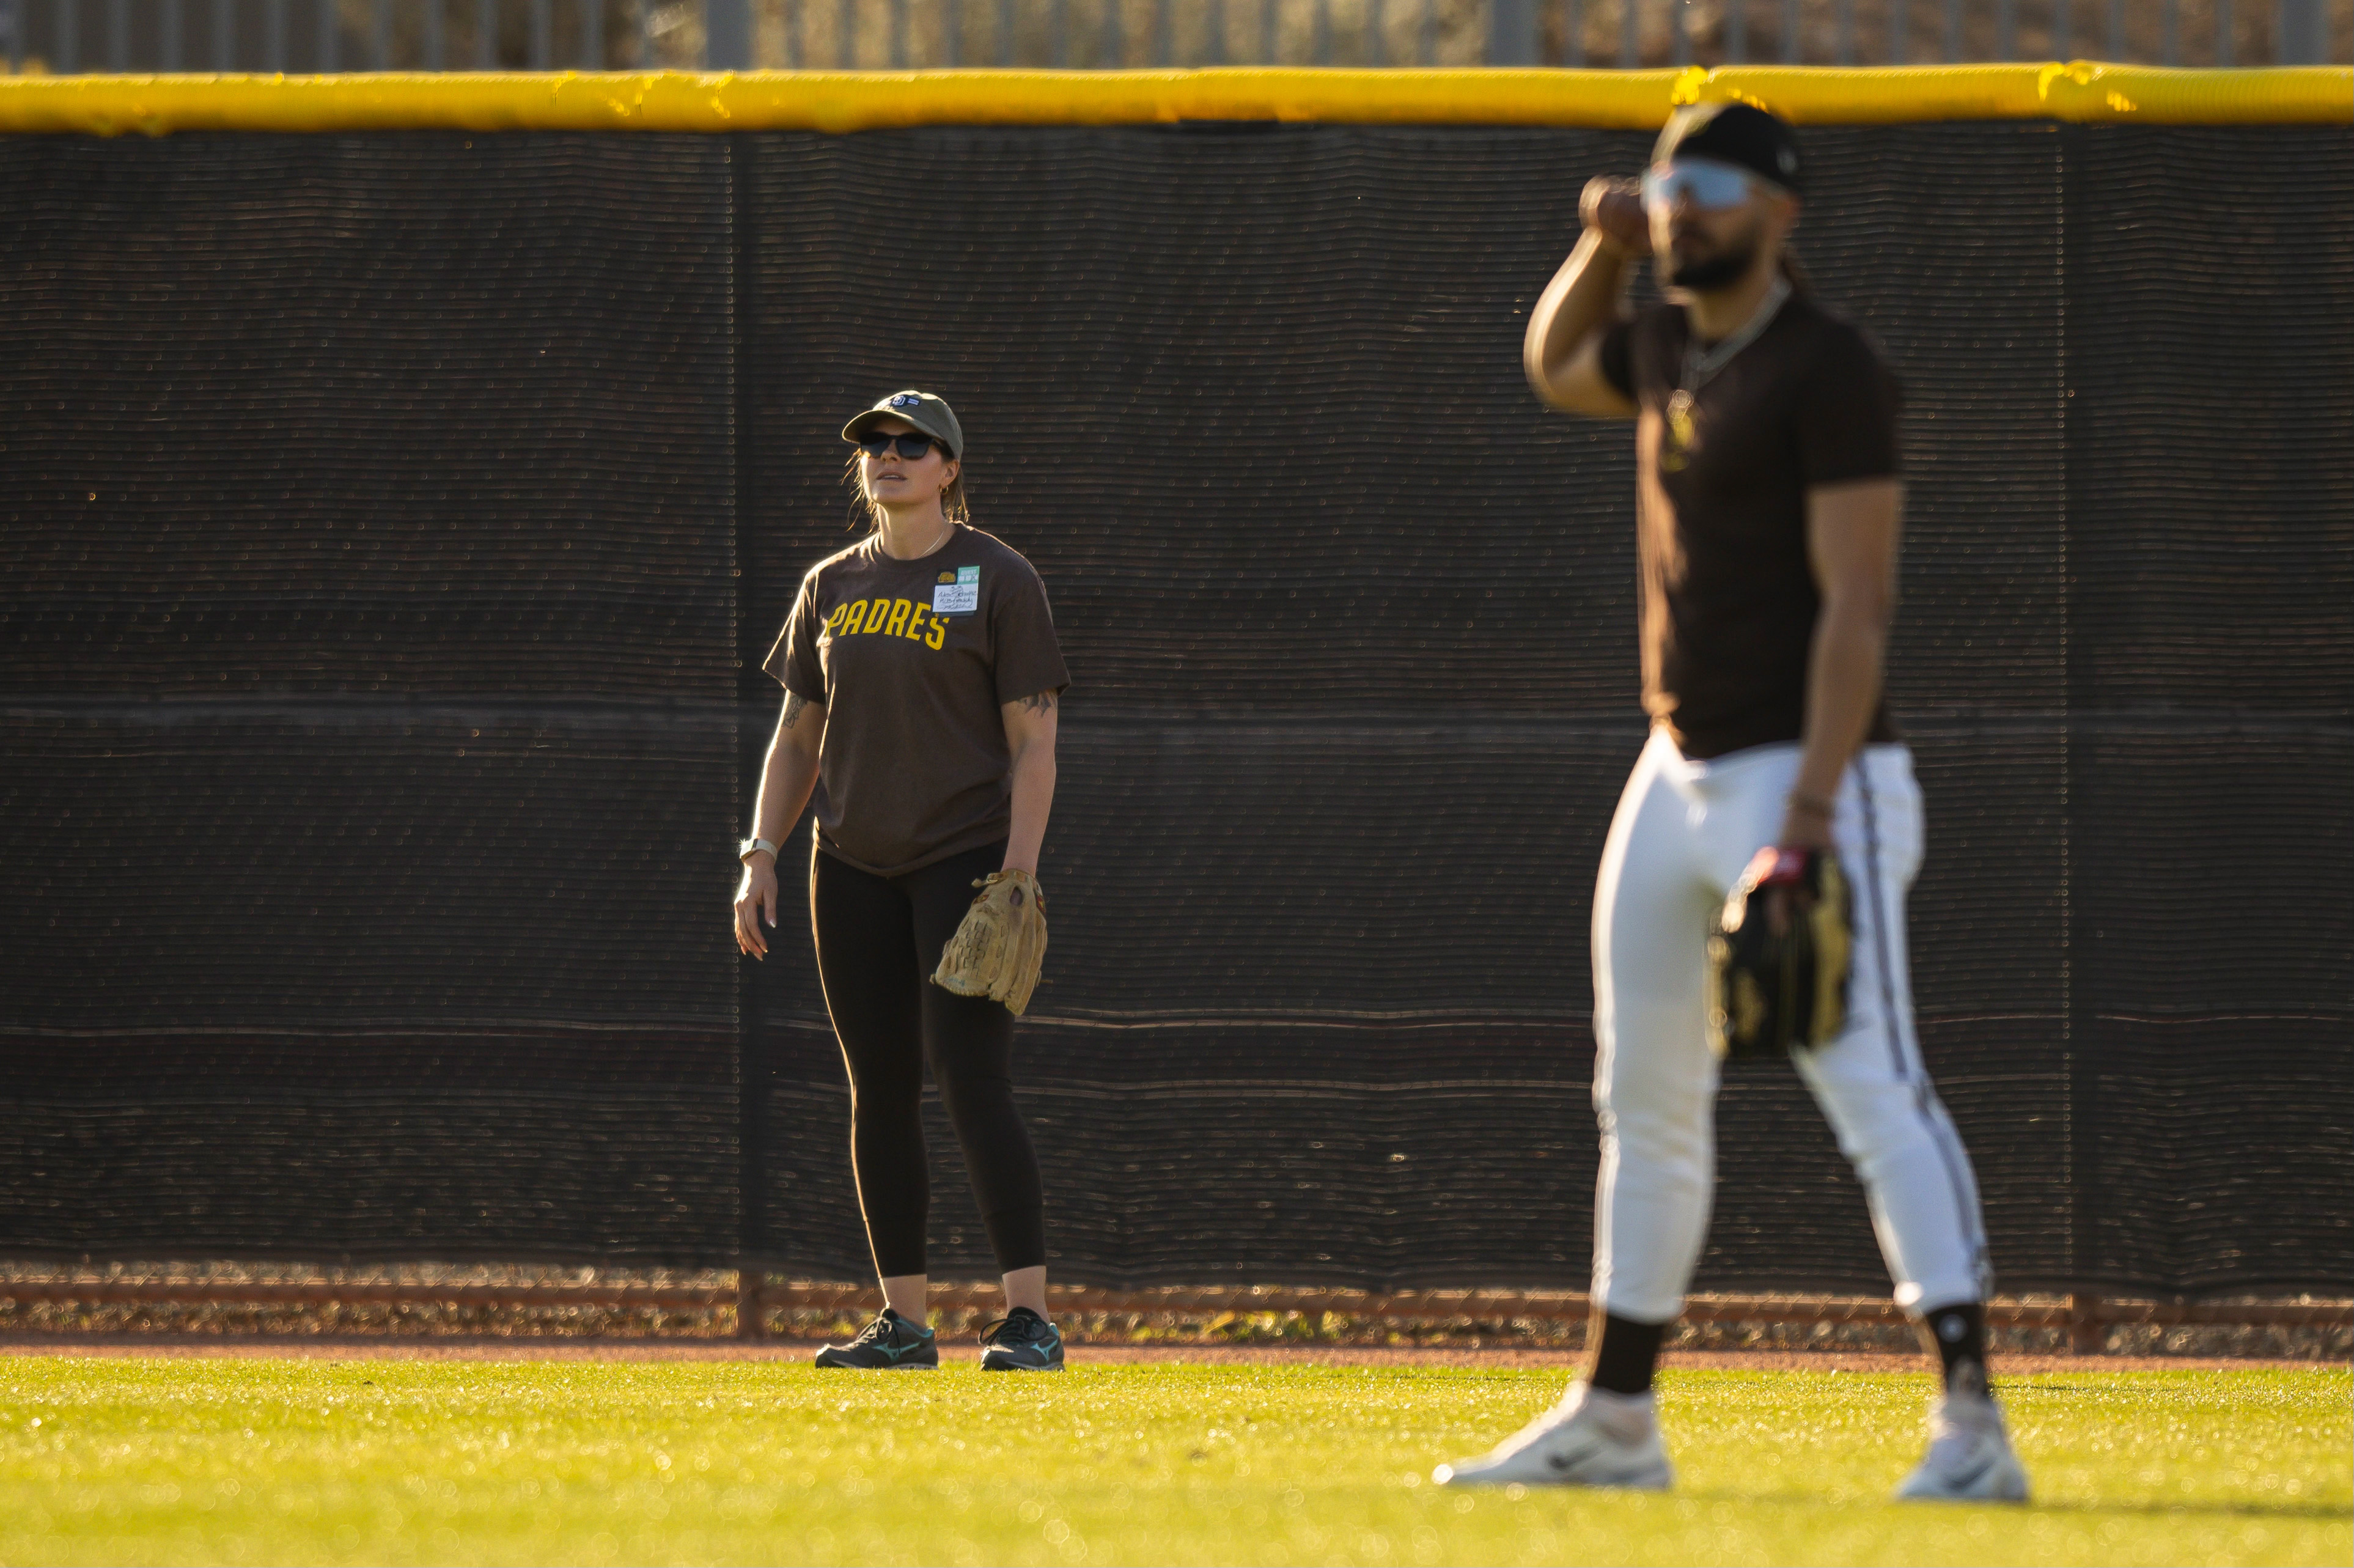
[762,572,827,702]
[990,572,1072,707]
[1794,325,1903,486]
[1597,317,1636,402]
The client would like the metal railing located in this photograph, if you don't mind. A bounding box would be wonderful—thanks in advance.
[2,0,2344,79]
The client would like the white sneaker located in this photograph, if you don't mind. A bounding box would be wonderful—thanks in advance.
[1895,1390,2030,1503]
[1433,1384,1672,1490]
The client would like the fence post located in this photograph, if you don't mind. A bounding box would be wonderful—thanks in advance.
[707,0,749,65]
[2059,122,2109,1366]
[2066,1294,2103,1355]
[2276,0,2322,61]
[732,128,771,1343]
[1490,0,1534,64]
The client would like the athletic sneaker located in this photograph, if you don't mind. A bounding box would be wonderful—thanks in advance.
[977,1306,1065,1372]
[1895,1389,2030,1502]
[1433,1383,1672,1489]
[814,1308,938,1370]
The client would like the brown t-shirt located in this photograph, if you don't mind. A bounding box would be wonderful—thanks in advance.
[1598,292,1903,760]
[766,525,1070,877]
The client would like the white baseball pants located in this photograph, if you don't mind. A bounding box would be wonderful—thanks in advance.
[1589,728,1993,1322]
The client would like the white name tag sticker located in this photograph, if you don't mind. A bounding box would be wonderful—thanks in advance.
[933,565,980,616]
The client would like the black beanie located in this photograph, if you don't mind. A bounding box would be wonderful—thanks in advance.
[1652,101,1804,194]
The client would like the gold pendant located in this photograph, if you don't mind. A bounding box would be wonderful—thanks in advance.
[1662,388,1697,471]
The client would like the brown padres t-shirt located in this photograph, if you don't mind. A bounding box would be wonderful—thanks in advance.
[1598,292,1903,760]
[765,525,1070,878]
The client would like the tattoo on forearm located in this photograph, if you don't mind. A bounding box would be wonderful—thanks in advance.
[1018,691,1057,716]
[782,691,808,729]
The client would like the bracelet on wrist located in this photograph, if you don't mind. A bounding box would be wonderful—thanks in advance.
[1786,790,1836,819]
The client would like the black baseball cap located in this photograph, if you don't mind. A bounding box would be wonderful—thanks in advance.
[1652,101,1803,195]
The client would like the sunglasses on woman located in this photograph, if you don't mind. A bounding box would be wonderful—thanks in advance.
[855,432,941,460]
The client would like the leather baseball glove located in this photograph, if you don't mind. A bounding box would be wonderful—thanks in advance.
[931,868,1048,1016]
[1705,846,1852,1059]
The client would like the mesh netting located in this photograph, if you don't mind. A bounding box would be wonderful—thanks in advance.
[2,123,2347,1292]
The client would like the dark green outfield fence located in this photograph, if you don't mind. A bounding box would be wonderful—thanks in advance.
[2,122,2348,1295]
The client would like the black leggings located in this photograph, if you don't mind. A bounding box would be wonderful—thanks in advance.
[809,840,1046,1278]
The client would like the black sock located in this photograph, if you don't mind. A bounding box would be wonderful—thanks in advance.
[1922,1302,1988,1396]
[1587,1312,1668,1396]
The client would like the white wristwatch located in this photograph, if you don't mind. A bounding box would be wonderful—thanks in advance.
[737,836,781,863]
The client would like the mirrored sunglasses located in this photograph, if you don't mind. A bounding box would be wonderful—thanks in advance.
[854,432,940,460]
[1641,158,1757,214]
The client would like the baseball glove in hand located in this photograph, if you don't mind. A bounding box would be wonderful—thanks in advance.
[931,868,1048,1016]
[1705,847,1852,1059]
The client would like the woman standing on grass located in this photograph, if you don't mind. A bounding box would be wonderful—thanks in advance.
[732,390,1069,1372]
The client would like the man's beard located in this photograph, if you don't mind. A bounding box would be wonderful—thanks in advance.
[1666,237,1760,292]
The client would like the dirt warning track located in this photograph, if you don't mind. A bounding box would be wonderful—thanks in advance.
[0,1333,2323,1374]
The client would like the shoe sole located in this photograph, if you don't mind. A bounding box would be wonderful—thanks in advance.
[979,1358,1065,1372]
[812,1355,939,1370]
[1895,1477,2028,1503]
[1894,1457,2029,1503]
[1435,1447,1672,1490]
[1436,1465,1669,1490]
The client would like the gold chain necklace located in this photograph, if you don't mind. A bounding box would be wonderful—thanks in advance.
[1663,276,1792,472]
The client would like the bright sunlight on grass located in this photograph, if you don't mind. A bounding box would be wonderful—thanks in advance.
[1,1358,2345,1566]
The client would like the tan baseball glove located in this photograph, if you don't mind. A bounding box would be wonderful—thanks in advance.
[930,868,1048,1016]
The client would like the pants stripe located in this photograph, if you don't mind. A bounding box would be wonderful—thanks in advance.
[1852,759,1913,1083]
[1855,757,1990,1293]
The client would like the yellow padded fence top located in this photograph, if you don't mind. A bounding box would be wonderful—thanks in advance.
[0,62,2345,136]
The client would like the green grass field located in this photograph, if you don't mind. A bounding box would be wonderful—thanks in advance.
[0,1356,2344,1566]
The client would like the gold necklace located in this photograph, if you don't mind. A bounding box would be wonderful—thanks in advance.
[883,517,957,561]
[1663,276,1791,472]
